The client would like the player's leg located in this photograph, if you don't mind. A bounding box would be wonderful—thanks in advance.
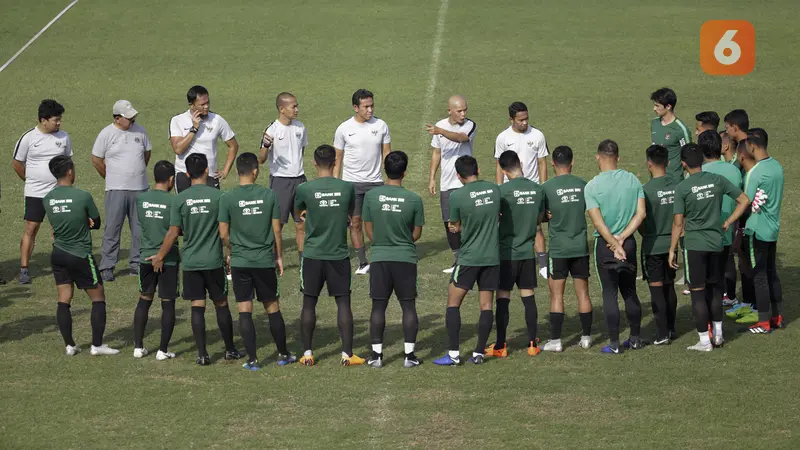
[155,265,179,360]
[440,190,460,273]
[232,268,259,370]
[393,262,420,367]
[350,184,368,272]
[292,176,307,260]
[133,263,156,357]
[490,261,514,356]
[98,190,126,281]
[433,265,472,365]
[255,266,293,364]
[20,214,42,284]
[471,266,499,364]
[208,268,240,359]
[327,258,362,365]
[723,246,738,306]
[766,242,783,328]
[685,251,712,351]
[368,262,390,367]
[52,248,78,353]
[517,259,539,355]
[707,252,725,346]
[545,257,568,352]
[746,236,773,333]
[299,257,323,365]
[183,270,210,363]
[126,191,144,275]
[595,240,622,354]
[535,227,548,279]
[618,238,644,349]
[572,255,593,348]
[645,254,669,344]
[70,252,118,356]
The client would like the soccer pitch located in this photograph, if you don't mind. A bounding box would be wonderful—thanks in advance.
[0,0,798,447]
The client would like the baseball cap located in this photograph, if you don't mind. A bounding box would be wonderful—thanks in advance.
[112,100,138,119]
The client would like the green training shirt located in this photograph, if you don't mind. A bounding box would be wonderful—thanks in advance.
[542,174,588,258]
[170,184,224,271]
[295,177,355,260]
[44,185,100,258]
[137,189,179,266]
[651,117,692,182]
[585,169,644,237]
[218,184,280,268]
[362,184,425,264]
[499,177,543,260]
[639,176,677,256]
[744,157,783,242]
[449,179,501,267]
[703,160,743,246]
[674,171,742,252]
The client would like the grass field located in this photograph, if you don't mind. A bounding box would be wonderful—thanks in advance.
[1,0,799,448]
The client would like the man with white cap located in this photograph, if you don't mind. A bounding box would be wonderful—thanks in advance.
[91,100,152,281]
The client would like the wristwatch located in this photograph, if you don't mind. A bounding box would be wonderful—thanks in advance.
[189,126,199,134]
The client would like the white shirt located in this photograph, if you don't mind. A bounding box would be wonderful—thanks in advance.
[169,110,235,176]
[494,125,548,183]
[92,123,152,191]
[264,119,307,177]
[333,117,391,183]
[14,127,73,198]
[431,118,476,191]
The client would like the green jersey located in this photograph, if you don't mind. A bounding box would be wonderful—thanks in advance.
[499,177,543,260]
[542,174,588,258]
[362,184,425,264]
[639,176,677,255]
[651,117,692,182]
[703,160,743,246]
[295,177,355,260]
[449,180,501,267]
[585,169,644,236]
[218,184,280,268]
[137,189,179,266]
[43,185,100,258]
[170,184,224,271]
[743,157,783,242]
[674,171,742,252]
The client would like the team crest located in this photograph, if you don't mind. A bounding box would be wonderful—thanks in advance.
[665,133,671,140]
[527,141,535,147]
[371,129,379,136]
[134,137,141,143]
[205,126,214,132]
[55,141,63,148]
[295,132,302,138]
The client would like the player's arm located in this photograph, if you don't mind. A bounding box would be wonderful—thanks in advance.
[617,198,646,241]
[587,208,625,260]
[668,213,684,269]
[427,125,470,143]
[495,160,504,184]
[218,222,231,249]
[91,156,107,178]
[219,137,239,179]
[148,226,180,272]
[257,127,273,164]
[169,111,201,155]
[724,192,751,231]
[144,151,151,166]
[412,226,423,242]
[428,147,441,196]
[364,221,373,242]
[382,143,391,161]
[538,156,548,182]
[12,159,26,180]
[87,196,102,230]
[333,148,343,179]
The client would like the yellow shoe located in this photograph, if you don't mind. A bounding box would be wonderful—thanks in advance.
[341,353,365,366]
[527,341,541,356]
[485,343,508,358]
[299,355,315,366]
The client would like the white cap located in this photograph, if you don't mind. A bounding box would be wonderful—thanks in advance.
[112,100,138,119]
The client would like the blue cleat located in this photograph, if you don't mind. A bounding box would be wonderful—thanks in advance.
[468,354,484,364]
[276,353,297,366]
[601,345,623,354]
[433,354,460,366]
[622,338,647,350]
[242,361,261,371]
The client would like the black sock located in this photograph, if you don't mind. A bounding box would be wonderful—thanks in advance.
[133,298,152,348]
[370,299,388,345]
[239,311,257,363]
[191,306,208,357]
[710,283,724,323]
[267,311,288,355]
[90,301,107,347]
[355,248,368,266]
[495,298,510,347]
[549,312,564,340]
[160,300,176,352]
[215,305,236,352]
[690,289,709,333]
[536,252,548,271]
[520,295,537,342]
[57,303,75,346]
[400,300,419,344]
[446,306,461,352]
[476,310,493,355]
[579,311,593,336]
[649,286,669,339]
[301,295,318,351]
[335,295,354,356]
[664,283,677,332]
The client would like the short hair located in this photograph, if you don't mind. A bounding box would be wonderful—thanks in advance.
[650,87,677,110]
[508,102,528,119]
[552,146,573,167]
[454,155,479,178]
[187,85,209,104]
[276,92,295,109]
[185,153,208,179]
[352,89,374,107]
[746,128,768,150]
[153,160,175,183]
[597,139,619,157]
[695,111,720,130]
[738,139,753,159]
[698,130,722,159]
[38,99,65,121]
[719,130,730,144]
[236,152,259,175]
[680,143,704,169]
[724,109,749,132]
[49,155,74,179]
[498,150,522,171]
[646,144,669,167]
[384,151,408,180]
[314,144,336,168]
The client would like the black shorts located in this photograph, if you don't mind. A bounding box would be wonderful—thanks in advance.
[742,235,776,276]
[270,175,307,224]
[439,189,455,222]
[175,172,220,194]
[353,182,383,217]
[24,196,46,222]
[499,259,537,290]
[683,249,722,289]
[594,236,638,274]
[641,253,677,284]
[451,264,499,291]
[182,268,228,301]
[139,263,180,299]
[51,247,102,290]
[369,261,417,301]
[231,267,279,302]
[301,257,351,297]
[549,256,590,280]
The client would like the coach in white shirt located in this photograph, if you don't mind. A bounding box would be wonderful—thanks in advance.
[259,92,308,263]
[169,85,239,193]
[427,95,476,274]
[333,89,391,274]
[91,100,151,281]
[12,99,72,284]
[494,101,549,278]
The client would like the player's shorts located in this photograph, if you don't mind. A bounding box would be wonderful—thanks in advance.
[231,267,279,302]
[301,257,351,297]
[369,261,417,301]
[270,175,307,224]
[451,264,499,291]
[353,182,383,217]
[51,247,102,290]
[742,235,777,275]
[499,259,537,290]
[175,172,220,194]
[139,263,179,299]
[641,253,676,284]
[439,189,456,222]
[182,267,228,301]
[549,255,590,280]
[683,250,722,289]
[24,196,46,223]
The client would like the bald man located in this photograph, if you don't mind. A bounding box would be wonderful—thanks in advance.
[259,92,308,263]
[427,95,476,273]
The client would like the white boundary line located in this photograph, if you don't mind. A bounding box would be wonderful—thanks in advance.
[0,0,80,73]
[420,0,449,139]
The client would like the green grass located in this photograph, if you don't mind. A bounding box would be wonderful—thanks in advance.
[1,0,799,447]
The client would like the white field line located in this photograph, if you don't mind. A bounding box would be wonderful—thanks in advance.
[0,0,80,73]
[419,0,449,143]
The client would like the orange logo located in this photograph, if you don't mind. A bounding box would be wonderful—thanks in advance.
[700,20,755,75]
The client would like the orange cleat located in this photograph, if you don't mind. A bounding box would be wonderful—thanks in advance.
[527,341,541,356]
[771,315,785,329]
[299,354,315,366]
[341,353,365,366]
[484,343,508,358]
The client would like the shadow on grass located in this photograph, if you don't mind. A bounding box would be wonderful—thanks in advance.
[0,309,88,344]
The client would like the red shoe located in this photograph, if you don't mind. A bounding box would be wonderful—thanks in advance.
[708,323,713,340]
[747,321,772,334]
[770,315,784,329]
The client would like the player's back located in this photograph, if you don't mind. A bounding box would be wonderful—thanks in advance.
[675,171,738,252]
[220,184,279,268]
[745,157,784,241]
[640,176,677,255]
[137,189,179,265]
[296,177,355,260]
[44,185,97,257]
[585,169,642,236]
[450,180,501,266]
[173,184,224,270]
[498,177,542,261]
[362,185,424,264]
[542,174,588,258]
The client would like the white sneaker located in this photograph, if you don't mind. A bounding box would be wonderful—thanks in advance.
[355,263,370,275]
[578,335,593,349]
[90,344,120,356]
[687,342,713,352]
[539,267,548,280]
[133,347,149,358]
[712,336,725,348]
[543,339,563,352]
[156,350,176,361]
[65,345,82,356]
[442,265,455,274]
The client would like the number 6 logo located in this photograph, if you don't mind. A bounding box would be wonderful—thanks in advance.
[701,20,755,75]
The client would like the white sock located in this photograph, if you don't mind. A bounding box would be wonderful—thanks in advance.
[448,350,459,359]
[341,351,349,359]
[404,342,415,354]
[304,350,313,357]
[472,351,483,358]
[713,321,723,337]
[372,344,383,354]
[698,332,711,345]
